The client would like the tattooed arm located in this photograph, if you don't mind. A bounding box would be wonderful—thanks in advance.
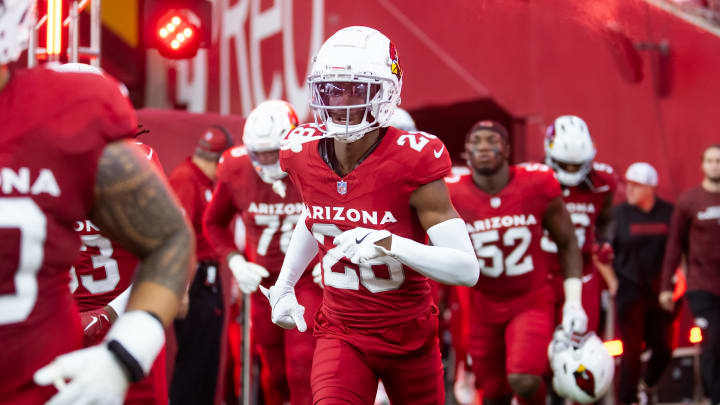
[90,140,195,326]
[34,140,193,400]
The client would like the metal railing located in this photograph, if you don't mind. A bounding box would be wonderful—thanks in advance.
[27,0,102,67]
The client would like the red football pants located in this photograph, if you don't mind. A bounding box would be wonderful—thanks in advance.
[251,280,322,405]
[310,305,444,405]
[469,284,556,399]
[125,347,167,405]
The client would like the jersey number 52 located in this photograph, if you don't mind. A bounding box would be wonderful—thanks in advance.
[472,226,534,278]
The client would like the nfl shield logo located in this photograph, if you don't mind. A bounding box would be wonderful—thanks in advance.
[337,180,348,195]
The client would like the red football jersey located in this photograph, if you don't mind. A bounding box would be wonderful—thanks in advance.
[541,162,617,275]
[0,67,135,402]
[280,125,452,328]
[169,158,217,261]
[204,146,309,284]
[70,220,138,312]
[71,144,163,312]
[446,163,562,299]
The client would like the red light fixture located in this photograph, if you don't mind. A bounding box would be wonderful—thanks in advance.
[154,8,200,59]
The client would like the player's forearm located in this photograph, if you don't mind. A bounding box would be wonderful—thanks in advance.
[596,218,614,244]
[384,218,479,286]
[275,212,318,289]
[129,226,195,325]
[596,194,615,243]
[205,221,239,263]
[557,239,583,279]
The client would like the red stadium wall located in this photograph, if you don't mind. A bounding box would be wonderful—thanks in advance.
[145,0,720,200]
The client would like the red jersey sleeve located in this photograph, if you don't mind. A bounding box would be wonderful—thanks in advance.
[405,131,452,186]
[203,180,240,262]
[535,164,563,202]
[592,162,619,194]
[279,124,321,195]
[136,143,164,173]
[203,147,247,262]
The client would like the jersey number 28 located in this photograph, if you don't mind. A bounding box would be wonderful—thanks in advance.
[312,223,405,293]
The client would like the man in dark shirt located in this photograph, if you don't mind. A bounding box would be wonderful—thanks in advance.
[169,126,234,405]
[660,145,720,405]
[608,162,674,405]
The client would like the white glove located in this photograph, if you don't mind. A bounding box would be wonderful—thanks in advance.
[547,327,572,360]
[260,285,307,332]
[35,310,164,405]
[332,227,391,264]
[229,253,270,294]
[34,345,129,405]
[453,362,477,405]
[561,301,588,335]
[312,262,323,288]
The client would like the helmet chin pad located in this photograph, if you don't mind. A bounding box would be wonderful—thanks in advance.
[252,161,287,184]
[546,157,592,187]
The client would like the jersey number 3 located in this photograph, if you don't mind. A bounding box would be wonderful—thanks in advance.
[69,235,121,294]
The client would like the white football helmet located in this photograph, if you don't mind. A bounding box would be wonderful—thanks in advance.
[545,115,596,187]
[387,107,416,131]
[243,100,299,184]
[0,0,33,65]
[308,26,402,143]
[548,329,615,404]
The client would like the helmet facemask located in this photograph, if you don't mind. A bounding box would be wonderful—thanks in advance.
[242,100,298,184]
[309,76,395,143]
[247,147,286,184]
[546,156,594,187]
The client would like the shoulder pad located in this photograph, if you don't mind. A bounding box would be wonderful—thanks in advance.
[280,123,324,153]
[517,162,552,173]
[444,166,471,184]
[592,161,615,175]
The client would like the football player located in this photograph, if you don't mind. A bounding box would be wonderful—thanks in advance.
[261,26,480,405]
[203,100,321,405]
[542,115,618,334]
[0,2,193,404]
[446,120,585,405]
[71,141,168,405]
[59,63,169,405]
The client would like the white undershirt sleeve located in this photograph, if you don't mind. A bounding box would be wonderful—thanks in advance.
[274,210,319,289]
[107,284,132,315]
[383,218,479,286]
